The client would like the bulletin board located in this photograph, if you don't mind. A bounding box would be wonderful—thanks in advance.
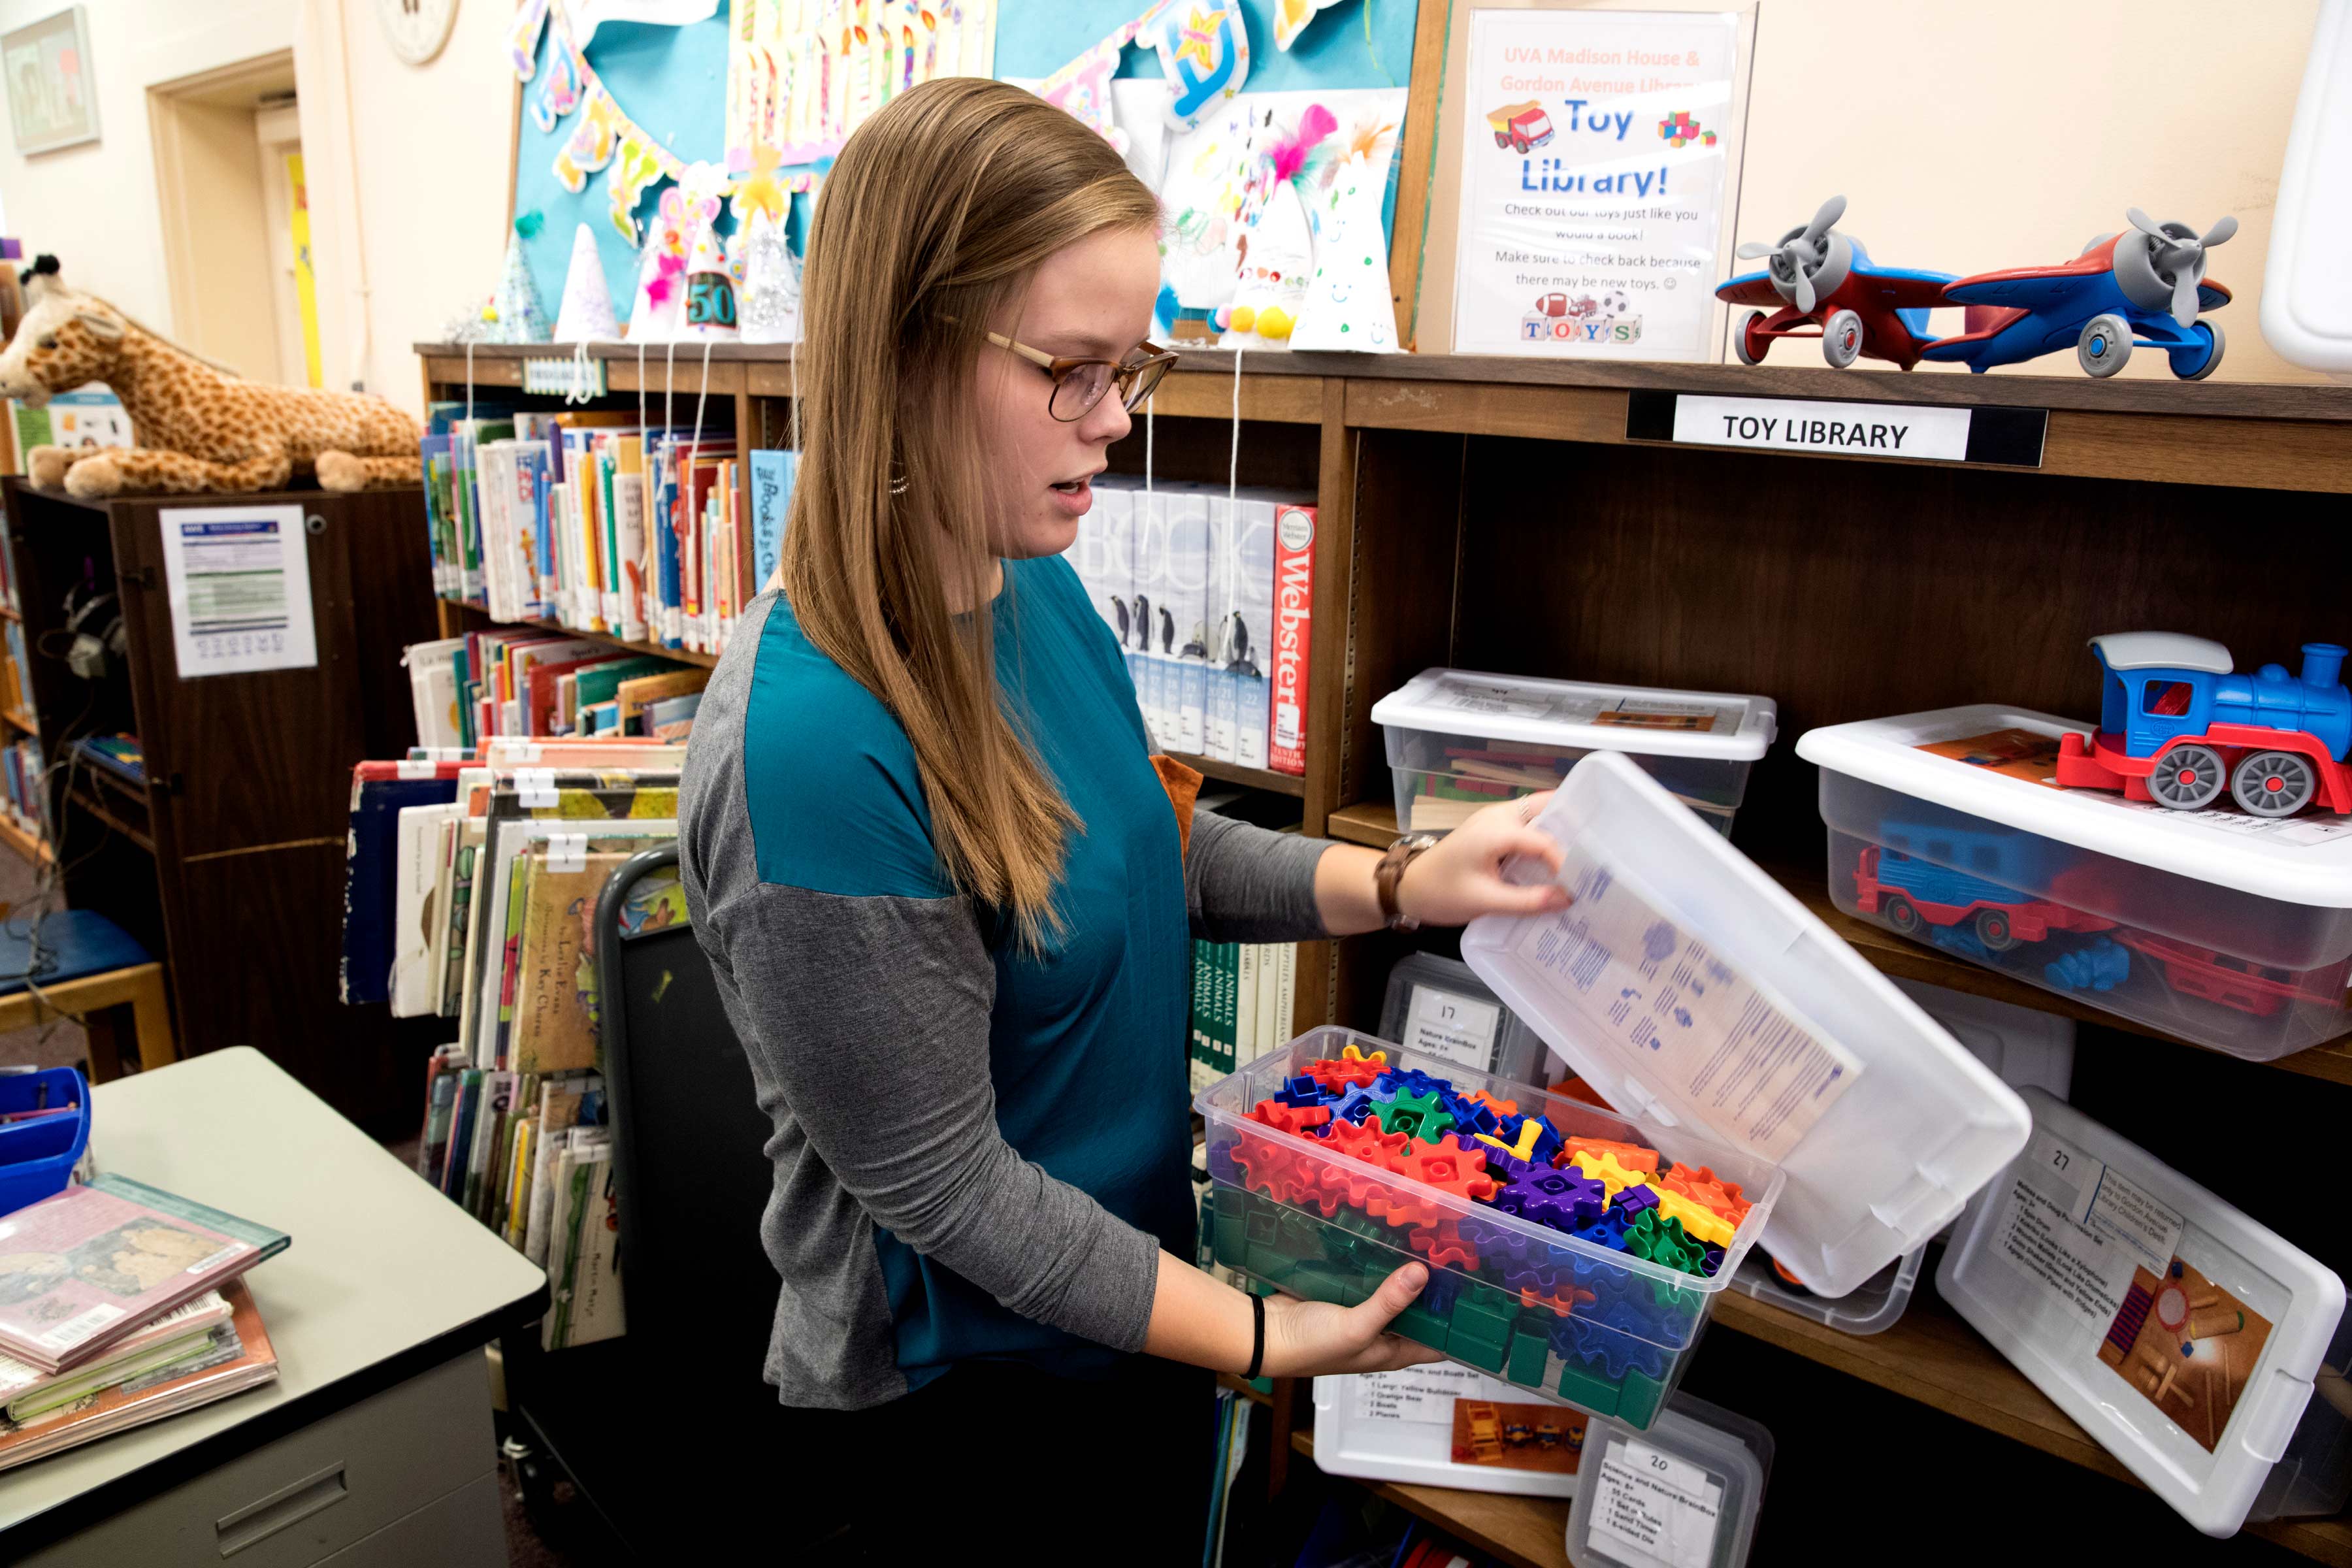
[504,0,1442,339]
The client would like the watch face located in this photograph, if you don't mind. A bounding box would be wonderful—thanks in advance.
[378,0,458,65]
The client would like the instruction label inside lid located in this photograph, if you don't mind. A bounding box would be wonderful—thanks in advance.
[1984,1126,2286,1456]
[1400,985,1503,1073]
[1420,676,1737,736]
[1350,1364,1487,1424]
[1509,844,1862,1162]
[1588,1433,1725,1568]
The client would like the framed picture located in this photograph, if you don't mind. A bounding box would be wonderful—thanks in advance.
[3,6,97,155]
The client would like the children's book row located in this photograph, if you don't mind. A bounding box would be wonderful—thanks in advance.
[421,402,798,657]
[1,736,38,841]
[1064,479,1316,776]
[1190,939,1299,1094]
[404,630,708,754]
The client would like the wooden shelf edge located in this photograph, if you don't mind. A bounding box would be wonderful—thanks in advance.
[438,600,722,672]
[67,788,152,855]
[1174,751,1308,798]
[1,708,34,737]
[1318,798,2352,1085]
[0,811,49,868]
[1290,1430,1566,1568]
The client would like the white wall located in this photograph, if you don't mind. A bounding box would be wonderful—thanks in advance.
[0,0,512,417]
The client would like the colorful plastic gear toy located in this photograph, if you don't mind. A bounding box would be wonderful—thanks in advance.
[1275,1073,1338,1110]
[1563,1150,1650,1202]
[1245,1098,1333,1138]
[1495,1166,1606,1230]
[1651,1186,1736,1249]
[1561,1136,1659,1175]
[1654,1162,1751,1226]
[1373,1083,1456,1145]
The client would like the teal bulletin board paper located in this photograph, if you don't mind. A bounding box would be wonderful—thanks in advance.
[994,0,1413,94]
[514,10,734,327]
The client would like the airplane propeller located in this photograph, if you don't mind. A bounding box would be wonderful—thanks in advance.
[2124,208,2238,328]
[1736,194,1848,313]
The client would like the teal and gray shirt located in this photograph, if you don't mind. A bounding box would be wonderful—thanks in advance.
[679,555,1329,1411]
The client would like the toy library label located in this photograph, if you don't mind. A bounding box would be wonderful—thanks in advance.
[1632,391,2051,468]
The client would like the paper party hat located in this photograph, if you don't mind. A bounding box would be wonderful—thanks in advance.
[489,214,550,344]
[679,201,741,342]
[553,221,619,342]
[740,205,802,346]
[1289,152,1399,353]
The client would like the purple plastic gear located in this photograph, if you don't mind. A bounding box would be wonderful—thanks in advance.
[1699,1243,1725,1278]
[1477,1148,1543,1188]
[1497,1168,1607,1230]
[1609,1183,1659,1218]
[1275,1073,1337,1110]
[1416,1269,1462,1318]
[1205,1141,1241,1184]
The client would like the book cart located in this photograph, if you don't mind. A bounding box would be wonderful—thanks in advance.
[417,333,2352,1563]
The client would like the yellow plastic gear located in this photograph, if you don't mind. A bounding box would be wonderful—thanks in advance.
[1652,1186,1735,1248]
[1567,1151,1650,1202]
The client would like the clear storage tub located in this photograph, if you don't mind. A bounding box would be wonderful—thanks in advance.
[1371,670,1776,838]
[1198,1026,1784,1430]
[1379,952,1546,1086]
[1799,706,2352,1061]
[1567,1393,1774,1568]
[1729,1247,1923,1336]
[1311,1364,1592,1498]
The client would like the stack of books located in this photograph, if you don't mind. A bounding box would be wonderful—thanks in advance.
[0,1175,286,1470]
[403,627,710,750]
[0,733,38,841]
[1064,477,1316,777]
[421,404,797,659]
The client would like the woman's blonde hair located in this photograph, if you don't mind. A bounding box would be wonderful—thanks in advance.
[783,77,1160,949]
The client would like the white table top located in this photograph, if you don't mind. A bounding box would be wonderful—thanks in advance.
[0,1047,547,1543]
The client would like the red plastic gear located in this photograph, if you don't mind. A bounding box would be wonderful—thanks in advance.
[1558,1136,1659,1175]
[1393,1135,1499,1205]
[1231,1130,1318,1206]
[1518,1283,1597,1316]
[1247,1098,1333,1137]
[1303,1049,1388,1091]
[1469,1090,1520,1118]
[1407,1218,1483,1271]
[1323,1116,1409,1169]
[1655,1162,1751,1225]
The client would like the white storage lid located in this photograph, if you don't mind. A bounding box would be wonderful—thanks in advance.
[1312,1367,1585,1499]
[1797,704,2352,909]
[1568,1392,1773,1568]
[1889,978,2075,1101]
[1936,1088,2347,1537]
[1371,668,1777,762]
[1463,752,2031,1298]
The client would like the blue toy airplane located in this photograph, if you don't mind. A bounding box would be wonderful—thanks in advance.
[1920,210,2235,379]
[1716,195,1955,370]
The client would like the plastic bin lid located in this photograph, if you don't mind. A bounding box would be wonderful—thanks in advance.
[1371,668,1777,762]
[1935,1088,2346,1537]
[1462,751,2031,1298]
[1797,704,2352,909]
[1569,1392,1773,1568]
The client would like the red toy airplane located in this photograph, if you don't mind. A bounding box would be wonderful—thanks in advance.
[1715,196,1957,370]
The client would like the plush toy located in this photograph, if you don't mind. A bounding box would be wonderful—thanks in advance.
[0,257,420,498]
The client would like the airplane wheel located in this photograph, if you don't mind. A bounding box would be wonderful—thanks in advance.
[1733,310,1768,366]
[2232,751,2317,817]
[2172,321,2225,380]
[2078,313,2133,377]
[2148,743,2226,809]
[1821,308,1863,369]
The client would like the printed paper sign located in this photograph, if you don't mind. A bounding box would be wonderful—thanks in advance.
[157,504,319,678]
[1509,847,1861,1161]
[1401,985,1503,1072]
[1453,9,1742,359]
[1351,1363,1488,1424]
[1588,1434,1723,1568]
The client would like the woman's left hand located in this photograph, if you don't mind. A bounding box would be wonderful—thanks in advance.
[1396,792,1572,927]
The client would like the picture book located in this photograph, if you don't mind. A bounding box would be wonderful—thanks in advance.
[523,1077,600,1267]
[645,693,702,742]
[510,846,647,1074]
[1,1290,231,1422]
[340,766,464,1005]
[543,1128,623,1351]
[391,802,463,1017]
[749,448,796,594]
[0,1177,288,1373]
[0,1279,278,1472]
[613,669,710,734]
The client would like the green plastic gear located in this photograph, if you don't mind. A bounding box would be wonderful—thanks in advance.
[1373,1084,1456,1145]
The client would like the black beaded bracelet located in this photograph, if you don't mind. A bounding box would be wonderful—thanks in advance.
[1243,1291,1266,1381]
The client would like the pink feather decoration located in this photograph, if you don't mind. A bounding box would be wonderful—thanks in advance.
[1269,104,1339,185]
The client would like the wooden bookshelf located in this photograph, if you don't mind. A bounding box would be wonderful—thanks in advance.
[0,708,33,737]
[0,810,48,868]
[435,598,722,672]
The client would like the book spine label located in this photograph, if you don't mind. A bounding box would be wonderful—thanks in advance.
[1269,505,1315,776]
[1233,943,1260,1067]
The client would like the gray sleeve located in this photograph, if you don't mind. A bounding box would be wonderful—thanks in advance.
[1185,808,1331,943]
[706,881,1164,1352]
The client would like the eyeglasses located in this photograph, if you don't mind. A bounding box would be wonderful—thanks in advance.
[987,332,1177,421]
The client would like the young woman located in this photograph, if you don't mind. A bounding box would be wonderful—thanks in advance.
[679,78,1571,1548]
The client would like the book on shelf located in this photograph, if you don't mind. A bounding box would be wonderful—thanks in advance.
[1188,939,1299,1092]
[0,1277,278,1473]
[0,1175,287,1375]
[1063,477,1313,776]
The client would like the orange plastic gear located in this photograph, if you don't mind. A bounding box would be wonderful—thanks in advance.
[1560,1136,1659,1175]
[1408,1218,1482,1271]
[1469,1090,1521,1118]
[1652,1186,1736,1248]
[1656,1162,1751,1225]
[1519,1282,1597,1316]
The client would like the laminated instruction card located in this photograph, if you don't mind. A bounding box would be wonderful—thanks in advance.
[1453,8,1746,360]
[157,502,319,678]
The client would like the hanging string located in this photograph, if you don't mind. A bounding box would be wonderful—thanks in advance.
[1363,0,1392,86]
[636,339,648,433]
[463,338,476,426]
[566,338,593,406]
[686,335,717,649]
[663,337,678,436]
[1228,345,1244,511]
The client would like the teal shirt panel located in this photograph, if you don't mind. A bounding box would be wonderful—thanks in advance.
[741,554,1192,1383]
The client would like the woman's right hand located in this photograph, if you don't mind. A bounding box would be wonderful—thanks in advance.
[1259,1262,1452,1378]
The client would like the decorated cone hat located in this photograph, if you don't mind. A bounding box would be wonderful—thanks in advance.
[1290,152,1399,353]
[679,201,740,341]
[489,212,551,343]
[739,204,801,346]
[553,221,619,342]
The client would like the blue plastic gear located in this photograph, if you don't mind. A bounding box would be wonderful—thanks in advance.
[1275,1073,1338,1110]
[1568,1315,1670,1380]
[1328,1083,1383,1125]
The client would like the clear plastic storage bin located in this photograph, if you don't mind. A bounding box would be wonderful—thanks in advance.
[1198,1026,1784,1430]
[1311,1364,1592,1497]
[1729,1247,1923,1336]
[1371,670,1776,838]
[1379,952,1546,1086]
[1938,1088,2348,1537]
[1567,1393,1774,1568]
[1799,706,2352,1061]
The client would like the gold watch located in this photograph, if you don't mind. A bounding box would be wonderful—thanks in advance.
[1376,834,1439,930]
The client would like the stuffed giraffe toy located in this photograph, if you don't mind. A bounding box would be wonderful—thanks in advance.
[0,257,420,498]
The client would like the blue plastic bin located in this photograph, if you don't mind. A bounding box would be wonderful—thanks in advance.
[0,1067,90,1215]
